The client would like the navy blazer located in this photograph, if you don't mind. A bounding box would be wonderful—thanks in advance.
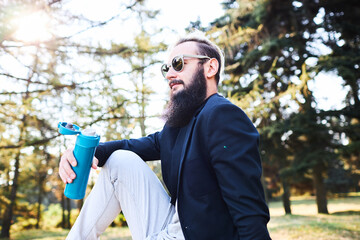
[96,94,271,239]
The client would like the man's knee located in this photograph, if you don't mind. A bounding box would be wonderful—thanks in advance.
[106,150,142,167]
[103,150,145,178]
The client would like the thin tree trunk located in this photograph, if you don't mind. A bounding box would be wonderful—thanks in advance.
[61,193,66,228]
[66,197,71,228]
[261,169,268,204]
[0,151,21,238]
[77,199,84,211]
[139,56,146,137]
[282,180,292,214]
[313,163,328,214]
[36,174,45,229]
[36,149,50,229]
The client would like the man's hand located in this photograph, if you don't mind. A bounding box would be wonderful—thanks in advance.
[58,147,99,184]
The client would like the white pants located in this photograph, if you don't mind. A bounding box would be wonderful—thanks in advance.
[66,150,178,240]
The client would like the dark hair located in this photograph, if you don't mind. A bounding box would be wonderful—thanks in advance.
[175,34,223,84]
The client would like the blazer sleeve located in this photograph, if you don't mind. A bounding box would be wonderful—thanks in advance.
[95,131,162,167]
[206,102,271,239]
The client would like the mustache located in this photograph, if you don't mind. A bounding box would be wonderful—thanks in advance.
[169,79,184,87]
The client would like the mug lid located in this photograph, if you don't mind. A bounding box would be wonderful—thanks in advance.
[58,122,81,135]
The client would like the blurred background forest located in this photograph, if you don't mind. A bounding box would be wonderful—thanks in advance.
[0,0,359,239]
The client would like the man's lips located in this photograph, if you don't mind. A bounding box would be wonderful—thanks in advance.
[169,79,184,89]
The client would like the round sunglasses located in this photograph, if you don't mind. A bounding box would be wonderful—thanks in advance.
[161,54,211,78]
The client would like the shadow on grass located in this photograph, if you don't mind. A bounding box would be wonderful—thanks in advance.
[331,210,360,215]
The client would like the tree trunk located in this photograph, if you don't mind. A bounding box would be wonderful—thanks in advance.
[61,193,66,228]
[261,169,269,204]
[36,149,50,229]
[0,151,21,238]
[282,180,292,214]
[66,197,71,228]
[36,174,45,229]
[77,199,84,212]
[313,163,329,214]
[139,58,146,137]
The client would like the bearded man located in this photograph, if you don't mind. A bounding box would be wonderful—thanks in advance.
[59,32,271,240]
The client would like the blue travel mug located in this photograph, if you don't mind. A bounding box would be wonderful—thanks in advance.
[58,122,100,199]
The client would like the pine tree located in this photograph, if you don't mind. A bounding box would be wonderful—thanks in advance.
[209,0,358,214]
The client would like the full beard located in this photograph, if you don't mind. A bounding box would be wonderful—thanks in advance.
[163,66,207,128]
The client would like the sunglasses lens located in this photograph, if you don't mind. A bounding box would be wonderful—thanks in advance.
[172,56,183,72]
[161,64,169,77]
[161,56,184,78]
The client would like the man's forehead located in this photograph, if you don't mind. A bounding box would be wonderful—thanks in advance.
[168,41,198,59]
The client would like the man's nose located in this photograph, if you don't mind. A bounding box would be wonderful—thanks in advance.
[166,67,178,80]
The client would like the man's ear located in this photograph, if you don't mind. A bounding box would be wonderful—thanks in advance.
[205,58,219,79]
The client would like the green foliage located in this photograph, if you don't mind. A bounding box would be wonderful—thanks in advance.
[41,204,63,230]
[113,213,128,227]
[10,201,41,231]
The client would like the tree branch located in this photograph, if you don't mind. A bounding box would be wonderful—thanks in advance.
[0,135,59,149]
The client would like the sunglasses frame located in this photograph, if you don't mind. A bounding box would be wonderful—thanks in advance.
[161,54,211,78]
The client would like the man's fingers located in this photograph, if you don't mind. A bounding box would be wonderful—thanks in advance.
[59,157,76,183]
[59,148,99,183]
[59,164,71,183]
[66,148,77,167]
[91,157,99,169]
[59,148,77,183]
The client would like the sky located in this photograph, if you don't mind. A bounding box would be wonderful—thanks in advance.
[63,0,225,44]
[150,0,224,34]
[75,0,224,29]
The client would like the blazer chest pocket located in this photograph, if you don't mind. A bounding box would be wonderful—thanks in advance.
[182,157,218,197]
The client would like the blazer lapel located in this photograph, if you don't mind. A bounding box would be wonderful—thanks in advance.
[175,116,197,199]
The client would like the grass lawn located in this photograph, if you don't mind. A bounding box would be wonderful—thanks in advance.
[5,227,132,240]
[268,195,360,240]
[2,195,359,240]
